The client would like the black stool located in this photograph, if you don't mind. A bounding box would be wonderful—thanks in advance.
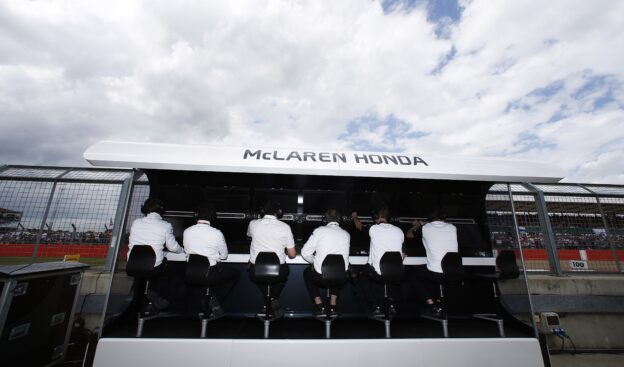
[370,251,404,338]
[252,252,283,338]
[472,250,520,337]
[126,245,157,337]
[420,252,464,338]
[185,254,225,338]
[314,254,348,338]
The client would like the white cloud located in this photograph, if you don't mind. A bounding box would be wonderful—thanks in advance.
[0,0,623,183]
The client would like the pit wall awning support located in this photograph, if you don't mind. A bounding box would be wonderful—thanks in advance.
[523,183,564,276]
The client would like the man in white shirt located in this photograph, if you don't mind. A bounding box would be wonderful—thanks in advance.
[407,210,458,317]
[352,207,405,316]
[247,201,296,311]
[128,198,185,309]
[301,209,350,316]
[183,202,239,313]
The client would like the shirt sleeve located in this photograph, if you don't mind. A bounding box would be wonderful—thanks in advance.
[300,229,318,264]
[283,224,295,249]
[218,231,228,260]
[164,223,183,253]
[246,220,253,237]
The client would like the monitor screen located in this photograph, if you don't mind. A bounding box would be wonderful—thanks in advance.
[254,189,298,213]
[303,190,347,214]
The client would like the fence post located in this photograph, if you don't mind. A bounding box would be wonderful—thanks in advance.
[30,169,71,264]
[105,170,136,271]
[508,184,539,338]
[579,185,622,273]
[523,183,563,276]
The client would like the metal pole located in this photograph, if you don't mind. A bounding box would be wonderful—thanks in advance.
[580,185,623,273]
[31,181,58,264]
[97,170,138,338]
[31,168,71,264]
[105,172,136,271]
[508,184,539,338]
[524,183,563,276]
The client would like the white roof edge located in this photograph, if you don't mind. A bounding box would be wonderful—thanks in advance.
[84,141,564,183]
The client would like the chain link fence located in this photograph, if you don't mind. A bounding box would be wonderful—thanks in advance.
[0,166,135,267]
[487,183,623,274]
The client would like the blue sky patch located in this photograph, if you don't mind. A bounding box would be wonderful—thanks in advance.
[381,0,464,37]
[339,114,428,152]
[515,132,556,153]
[431,45,457,74]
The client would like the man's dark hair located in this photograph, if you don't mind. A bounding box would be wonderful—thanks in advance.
[261,200,281,216]
[375,206,389,220]
[196,202,216,222]
[427,210,447,222]
[141,198,165,215]
[325,208,341,223]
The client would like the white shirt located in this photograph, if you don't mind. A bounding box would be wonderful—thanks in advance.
[368,222,405,274]
[128,213,183,267]
[301,222,350,274]
[422,221,458,273]
[247,214,295,264]
[183,220,228,266]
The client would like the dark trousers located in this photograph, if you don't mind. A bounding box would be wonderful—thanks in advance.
[303,267,345,301]
[202,264,240,304]
[360,265,401,309]
[248,263,290,299]
[409,265,445,303]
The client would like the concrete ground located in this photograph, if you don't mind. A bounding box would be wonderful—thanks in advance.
[550,353,624,367]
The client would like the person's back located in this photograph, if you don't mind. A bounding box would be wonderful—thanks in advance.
[184,221,228,266]
[128,198,183,267]
[302,222,350,274]
[127,198,183,310]
[422,220,458,273]
[248,215,295,264]
[369,222,404,274]
[183,203,239,314]
[246,201,296,314]
[301,209,350,315]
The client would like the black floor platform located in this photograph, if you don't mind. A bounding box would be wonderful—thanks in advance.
[106,315,529,339]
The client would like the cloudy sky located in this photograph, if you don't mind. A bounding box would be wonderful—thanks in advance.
[1,0,623,183]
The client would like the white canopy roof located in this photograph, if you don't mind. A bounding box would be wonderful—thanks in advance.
[84,141,564,183]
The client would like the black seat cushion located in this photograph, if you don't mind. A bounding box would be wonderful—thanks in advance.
[441,252,464,283]
[320,254,347,287]
[253,252,281,283]
[126,245,156,278]
[379,252,404,283]
[185,254,213,286]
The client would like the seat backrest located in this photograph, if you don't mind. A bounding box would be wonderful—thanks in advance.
[185,254,212,286]
[497,250,520,280]
[441,252,464,282]
[321,254,347,283]
[253,252,281,281]
[126,245,156,278]
[379,251,404,282]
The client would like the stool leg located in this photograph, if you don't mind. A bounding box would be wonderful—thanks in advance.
[325,319,331,339]
[265,284,272,317]
[201,319,208,338]
[264,319,270,339]
[136,280,150,338]
[325,288,331,318]
[384,319,391,338]
[442,319,449,338]
[137,318,145,338]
